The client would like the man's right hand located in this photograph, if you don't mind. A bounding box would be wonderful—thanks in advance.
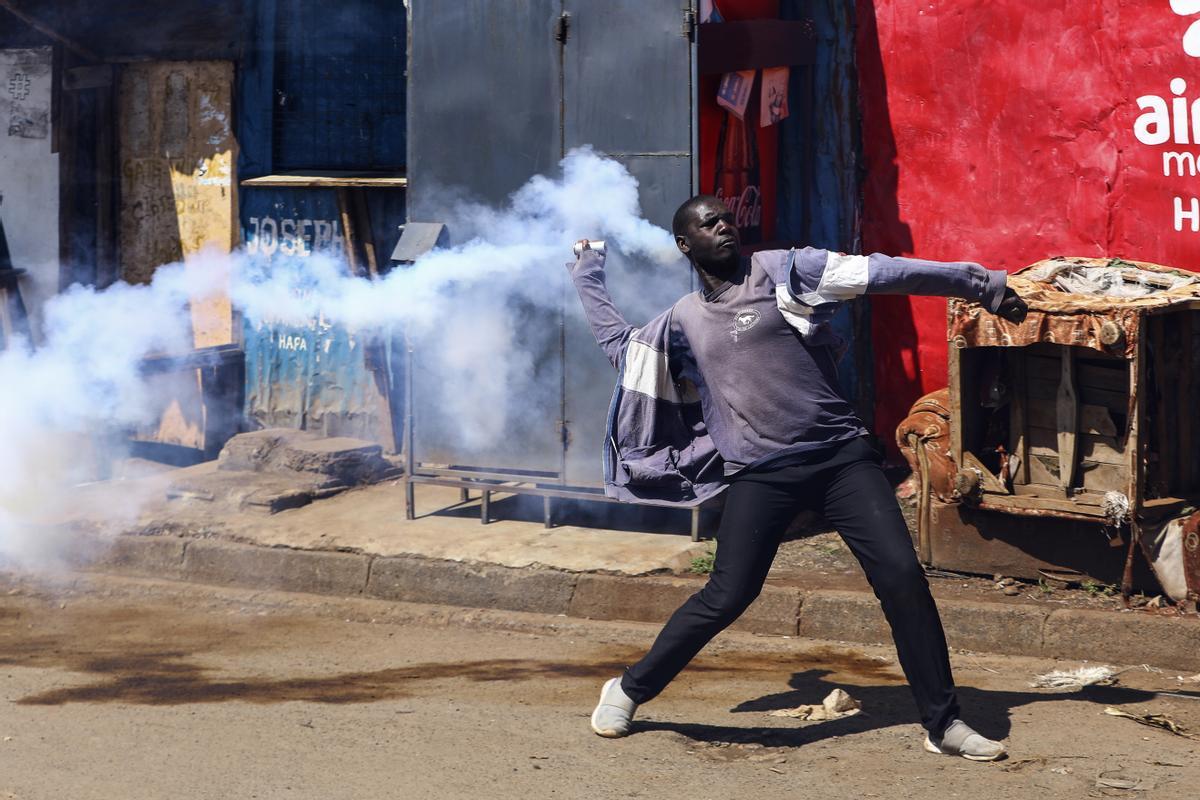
[995,287,1028,324]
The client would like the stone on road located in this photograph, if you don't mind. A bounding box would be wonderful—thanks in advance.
[0,574,1196,799]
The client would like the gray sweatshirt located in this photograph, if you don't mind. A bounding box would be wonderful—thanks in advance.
[570,246,1007,478]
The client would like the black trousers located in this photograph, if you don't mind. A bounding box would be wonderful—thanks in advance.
[620,437,960,736]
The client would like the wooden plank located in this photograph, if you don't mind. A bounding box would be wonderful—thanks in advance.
[1026,341,1126,364]
[1079,461,1129,493]
[1029,403,1122,437]
[1026,448,1127,493]
[1027,354,1128,392]
[1057,348,1078,488]
[118,61,237,452]
[948,344,964,464]
[1080,403,1119,438]
[1180,313,1196,490]
[352,189,379,277]
[335,187,360,276]
[1008,350,1029,484]
[980,491,1106,519]
[1129,329,1147,512]
[1030,438,1124,466]
[1028,449,1058,487]
[1028,377,1127,413]
[1150,316,1172,496]
[962,451,1009,494]
[240,172,408,188]
[1012,484,1107,507]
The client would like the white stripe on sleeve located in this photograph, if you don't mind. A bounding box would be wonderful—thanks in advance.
[622,340,683,404]
[774,283,815,336]
[816,252,870,301]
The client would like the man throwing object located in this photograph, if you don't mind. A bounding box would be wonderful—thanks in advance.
[569,195,1028,761]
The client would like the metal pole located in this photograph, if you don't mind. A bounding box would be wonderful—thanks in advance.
[404,332,416,520]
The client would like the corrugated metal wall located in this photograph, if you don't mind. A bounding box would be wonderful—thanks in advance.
[237,0,406,449]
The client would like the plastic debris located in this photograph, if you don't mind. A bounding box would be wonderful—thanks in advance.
[1031,666,1118,689]
[1102,491,1131,526]
[768,688,862,721]
[1103,707,1200,740]
[1095,769,1145,792]
[1030,261,1198,298]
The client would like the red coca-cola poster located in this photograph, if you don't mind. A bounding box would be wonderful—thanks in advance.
[714,110,763,242]
[697,1,779,244]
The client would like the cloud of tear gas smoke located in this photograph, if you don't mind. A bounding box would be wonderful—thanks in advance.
[0,147,689,567]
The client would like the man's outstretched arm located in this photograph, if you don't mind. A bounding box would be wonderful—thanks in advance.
[790,249,1028,323]
[567,241,636,369]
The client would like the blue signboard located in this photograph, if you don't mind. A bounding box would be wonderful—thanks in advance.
[239,187,399,448]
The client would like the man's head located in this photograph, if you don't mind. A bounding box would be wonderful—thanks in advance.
[672,195,741,273]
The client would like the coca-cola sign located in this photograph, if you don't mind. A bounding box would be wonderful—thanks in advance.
[716,185,762,231]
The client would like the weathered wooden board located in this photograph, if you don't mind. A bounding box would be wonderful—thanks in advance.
[1027,355,1128,392]
[1056,349,1078,488]
[118,60,236,347]
[1029,432,1125,466]
[1027,449,1127,493]
[118,61,236,451]
[1028,377,1127,414]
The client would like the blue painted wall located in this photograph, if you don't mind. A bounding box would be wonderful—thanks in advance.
[777,0,871,424]
[236,0,406,448]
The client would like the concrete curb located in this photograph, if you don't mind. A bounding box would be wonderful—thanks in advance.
[82,534,1200,672]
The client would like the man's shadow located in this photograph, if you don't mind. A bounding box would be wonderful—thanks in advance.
[634,667,1174,748]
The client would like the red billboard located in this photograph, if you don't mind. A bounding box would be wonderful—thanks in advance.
[859,1,1200,453]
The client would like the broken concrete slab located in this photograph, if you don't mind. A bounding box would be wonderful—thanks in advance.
[217,428,396,484]
[164,429,400,515]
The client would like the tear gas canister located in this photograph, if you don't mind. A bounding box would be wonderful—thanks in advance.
[573,239,606,257]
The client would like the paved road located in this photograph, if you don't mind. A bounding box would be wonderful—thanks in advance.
[0,573,1197,800]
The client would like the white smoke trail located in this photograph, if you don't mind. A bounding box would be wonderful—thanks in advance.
[0,148,688,567]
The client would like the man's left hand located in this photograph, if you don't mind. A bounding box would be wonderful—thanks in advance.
[995,287,1028,324]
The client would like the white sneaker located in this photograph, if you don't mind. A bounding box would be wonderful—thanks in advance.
[590,677,637,738]
[923,719,1007,761]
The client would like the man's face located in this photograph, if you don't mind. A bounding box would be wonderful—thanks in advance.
[676,200,741,268]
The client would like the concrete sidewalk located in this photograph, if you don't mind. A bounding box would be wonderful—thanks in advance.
[49,469,1200,673]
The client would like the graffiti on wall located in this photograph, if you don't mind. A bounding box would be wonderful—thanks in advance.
[243,215,344,257]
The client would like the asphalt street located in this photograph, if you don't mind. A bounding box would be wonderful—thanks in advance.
[0,573,1197,799]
